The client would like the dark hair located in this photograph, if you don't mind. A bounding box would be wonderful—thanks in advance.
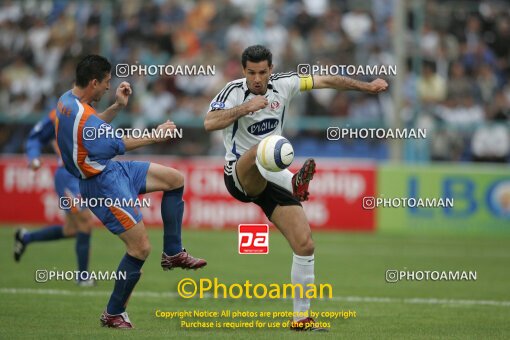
[241,45,272,68]
[75,55,111,87]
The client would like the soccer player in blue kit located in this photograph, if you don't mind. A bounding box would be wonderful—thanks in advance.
[55,55,206,328]
[14,108,95,286]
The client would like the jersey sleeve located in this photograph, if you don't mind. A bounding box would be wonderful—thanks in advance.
[273,73,313,99]
[208,81,244,112]
[82,115,125,160]
[25,114,56,162]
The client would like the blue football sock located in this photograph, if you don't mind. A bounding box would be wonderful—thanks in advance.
[23,225,64,244]
[161,186,184,256]
[75,232,91,277]
[106,253,145,315]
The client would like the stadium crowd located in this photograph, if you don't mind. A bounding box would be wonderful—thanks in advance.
[0,0,509,162]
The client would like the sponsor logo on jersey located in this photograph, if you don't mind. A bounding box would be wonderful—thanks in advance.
[211,101,225,109]
[247,118,279,135]
[270,101,280,110]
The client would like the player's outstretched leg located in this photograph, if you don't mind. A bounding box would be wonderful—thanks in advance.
[14,211,95,286]
[270,205,328,332]
[13,223,72,262]
[101,221,150,329]
[144,163,206,270]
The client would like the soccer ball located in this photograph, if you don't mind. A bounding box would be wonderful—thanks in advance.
[256,135,294,172]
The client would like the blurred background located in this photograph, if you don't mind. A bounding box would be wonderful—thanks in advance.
[0,0,509,232]
[1,0,509,162]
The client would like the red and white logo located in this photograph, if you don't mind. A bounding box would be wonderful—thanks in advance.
[270,101,280,110]
[238,224,269,254]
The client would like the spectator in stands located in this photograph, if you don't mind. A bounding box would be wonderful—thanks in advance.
[447,62,475,102]
[476,63,499,104]
[418,61,447,104]
[341,8,372,44]
[472,97,510,163]
[225,15,260,50]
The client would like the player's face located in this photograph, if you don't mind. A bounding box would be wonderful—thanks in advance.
[243,61,273,95]
[92,73,111,101]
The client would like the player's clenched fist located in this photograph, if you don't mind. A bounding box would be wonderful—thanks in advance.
[115,81,132,107]
[243,95,268,114]
[28,158,41,171]
[154,120,178,142]
[366,78,388,94]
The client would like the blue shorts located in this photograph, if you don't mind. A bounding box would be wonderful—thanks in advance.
[79,160,150,234]
[54,166,82,214]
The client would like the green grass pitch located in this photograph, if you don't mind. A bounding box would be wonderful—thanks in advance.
[1,225,509,339]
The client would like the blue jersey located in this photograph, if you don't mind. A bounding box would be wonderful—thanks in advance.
[55,90,126,179]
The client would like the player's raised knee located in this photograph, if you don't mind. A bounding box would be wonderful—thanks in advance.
[246,144,258,162]
[163,168,184,191]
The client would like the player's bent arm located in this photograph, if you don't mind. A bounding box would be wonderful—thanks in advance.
[204,95,269,131]
[312,75,388,94]
[122,136,155,151]
[97,102,122,123]
[123,120,177,151]
[204,105,249,131]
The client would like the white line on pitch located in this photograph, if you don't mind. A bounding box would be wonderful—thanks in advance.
[1,287,509,307]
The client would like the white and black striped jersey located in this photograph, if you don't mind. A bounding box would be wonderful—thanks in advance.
[209,72,313,162]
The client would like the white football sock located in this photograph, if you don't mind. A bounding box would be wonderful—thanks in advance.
[291,253,315,321]
[255,158,293,193]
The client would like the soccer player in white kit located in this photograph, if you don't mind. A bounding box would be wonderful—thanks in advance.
[204,45,388,331]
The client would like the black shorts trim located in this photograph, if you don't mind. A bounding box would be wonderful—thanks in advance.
[224,161,301,219]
